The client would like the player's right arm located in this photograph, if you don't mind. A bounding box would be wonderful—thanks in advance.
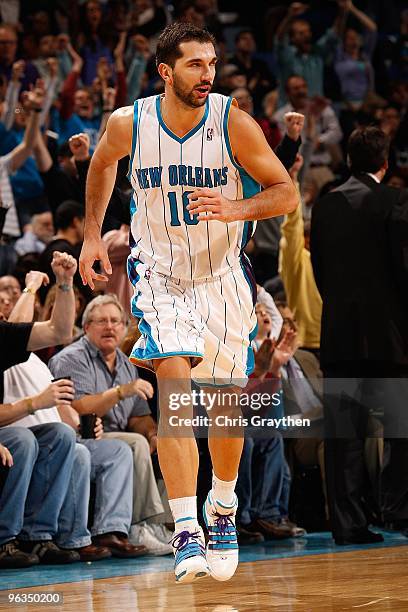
[79,106,133,289]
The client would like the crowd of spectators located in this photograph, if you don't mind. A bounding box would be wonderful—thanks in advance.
[0,0,407,568]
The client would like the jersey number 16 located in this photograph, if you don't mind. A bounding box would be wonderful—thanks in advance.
[167,191,198,227]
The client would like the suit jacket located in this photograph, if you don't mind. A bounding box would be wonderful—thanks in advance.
[310,174,408,367]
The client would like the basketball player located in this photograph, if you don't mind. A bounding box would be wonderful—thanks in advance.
[79,22,297,583]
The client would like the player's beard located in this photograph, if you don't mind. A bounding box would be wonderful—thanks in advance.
[172,72,211,108]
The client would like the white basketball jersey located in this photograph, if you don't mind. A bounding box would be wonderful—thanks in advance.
[128,93,260,281]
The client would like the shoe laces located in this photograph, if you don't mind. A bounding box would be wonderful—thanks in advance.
[170,530,201,552]
[214,514,235,537]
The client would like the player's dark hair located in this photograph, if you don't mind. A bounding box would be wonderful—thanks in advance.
[347,126,390,174]
[55,200,84,230]
[156,22,216,68]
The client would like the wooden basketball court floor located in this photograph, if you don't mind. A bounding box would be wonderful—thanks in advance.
[1,531,408,612]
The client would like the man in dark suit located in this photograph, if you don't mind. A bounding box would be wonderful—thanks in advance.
[310,126,408,544]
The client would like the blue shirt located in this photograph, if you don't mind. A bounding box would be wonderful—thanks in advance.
[0,123,44,200]
[275,30,339,104]
[48,335,150,433]
[52,114,101,152]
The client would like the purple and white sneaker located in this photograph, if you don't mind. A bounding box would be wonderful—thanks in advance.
[203,492,239,581]
[171,521,209,584]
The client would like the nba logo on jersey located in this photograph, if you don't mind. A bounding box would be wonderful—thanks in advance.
[206,127,214,141]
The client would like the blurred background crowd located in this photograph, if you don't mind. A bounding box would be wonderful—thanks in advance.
[0,0,407,569]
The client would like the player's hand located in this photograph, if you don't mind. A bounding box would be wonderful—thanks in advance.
[0,444,13,468]
[79,237,112,289]
[25,270,49,293]
[51,251,77,283]
[186,189,242,223]
[284,112,305,141]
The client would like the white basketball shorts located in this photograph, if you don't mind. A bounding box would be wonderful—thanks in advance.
[127,253,257,385]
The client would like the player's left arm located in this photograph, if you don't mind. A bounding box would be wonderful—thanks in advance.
[187,105,298,222]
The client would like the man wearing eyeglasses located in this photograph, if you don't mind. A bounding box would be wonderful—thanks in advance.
[0,25,39,93]
[49,294,170,554]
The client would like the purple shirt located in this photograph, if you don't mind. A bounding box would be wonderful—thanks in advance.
[80,40,113,86]
[334,32,377,103]
[0,60,39,93]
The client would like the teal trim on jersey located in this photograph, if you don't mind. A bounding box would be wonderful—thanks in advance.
[131,348,204,361]
[239,172,260,249]
[241,220,251,250]
[223,96,263,188]
[130,195,137,216]
[222,97,260,250]
[240,257,255,303]
[240,256,258,377]
[132,318,202,363]
[246,350,255,376]
[127,100,139,180]
[246,324,258,376]
[129,258,144,318]
[239,171,259,249]
[239,169,261,198]
[129,255,203,363]
[155,95,209,144]
[139,317,160,355]
[130,307,164,358]
[249,323,258,342]
[222,97,240,171]
[131,299,143,319]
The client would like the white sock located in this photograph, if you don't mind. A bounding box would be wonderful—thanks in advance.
[168,496,198,531]
[211,472,237,508]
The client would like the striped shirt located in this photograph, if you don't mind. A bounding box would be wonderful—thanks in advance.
[48,335,151,432]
